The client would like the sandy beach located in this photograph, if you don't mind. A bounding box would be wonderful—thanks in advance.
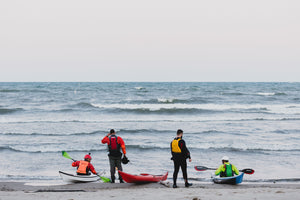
[0,181,299,200]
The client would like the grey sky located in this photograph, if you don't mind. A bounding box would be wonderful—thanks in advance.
[0,0,299,82]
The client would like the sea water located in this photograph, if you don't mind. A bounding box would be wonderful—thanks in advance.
[0,82,299,183]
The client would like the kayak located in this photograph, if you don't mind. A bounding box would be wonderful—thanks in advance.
[59,171,100,183]
[213,172,244,185]
[118,170,168,183]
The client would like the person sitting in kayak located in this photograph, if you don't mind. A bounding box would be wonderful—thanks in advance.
[215,156,239,177]
[72,154,97,175]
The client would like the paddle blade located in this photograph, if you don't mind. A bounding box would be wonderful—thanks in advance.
[241,168,255,175]
[99,176,111,183]
[62,151,73,160]
[194,166,209,171]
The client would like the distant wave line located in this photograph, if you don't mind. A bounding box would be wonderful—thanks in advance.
[199,146,300,152]
[0,89,50,93]
[0,108,24,115]
[0,130,106,136]
[0,129,223,136]
[2,102,298,115]
[0,146,107,153]
[90,103,299,111]
[220,92,287,96]
[1,117,300,124]
[2,144,299,153]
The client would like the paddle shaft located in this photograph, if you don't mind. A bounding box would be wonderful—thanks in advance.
[195,166,254,174]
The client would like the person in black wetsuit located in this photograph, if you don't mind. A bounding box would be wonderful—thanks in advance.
[170,129,192,188]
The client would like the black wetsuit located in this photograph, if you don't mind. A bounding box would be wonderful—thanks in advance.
[170,137,191,185]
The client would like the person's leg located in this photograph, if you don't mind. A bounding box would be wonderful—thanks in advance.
[173,160,180,187]
[109,156,116,183]
[180,159,187,181]
[180,159,192,187]
[116,157,124,182]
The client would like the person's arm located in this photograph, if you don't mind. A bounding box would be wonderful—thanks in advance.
[118,137,126,155]
[101,134,110,144]
[179,140,191,159]
[215,165,223,175]
[88,163,97,175]
[72,161,80,167]
[232,164,239,175]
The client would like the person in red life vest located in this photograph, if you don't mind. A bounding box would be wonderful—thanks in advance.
[72,154,97,175]
[170,129,192,188]
[101,129,126,183]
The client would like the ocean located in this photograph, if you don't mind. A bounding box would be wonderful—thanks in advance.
[0,82,299,183]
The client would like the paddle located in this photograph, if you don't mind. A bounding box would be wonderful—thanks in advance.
[61,151,111,182]
[62,151,76,162]
[194,166,255,175]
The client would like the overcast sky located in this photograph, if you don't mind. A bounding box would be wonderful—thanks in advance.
[0,0,299,82]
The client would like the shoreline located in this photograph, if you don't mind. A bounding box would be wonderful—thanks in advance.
[1,181,300,191]
[0,181,299,200]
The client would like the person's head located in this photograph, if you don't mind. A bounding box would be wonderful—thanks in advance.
[177,129,183,137]
[84,154,92,162]
[221,156,229,164]
[110,129,115,135]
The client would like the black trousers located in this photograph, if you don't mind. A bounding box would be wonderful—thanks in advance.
[109,155,123,182]
[173,158,187,184]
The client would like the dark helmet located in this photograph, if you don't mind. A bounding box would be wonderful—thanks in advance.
[121,156,129,164]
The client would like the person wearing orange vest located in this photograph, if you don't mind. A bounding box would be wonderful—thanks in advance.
[101,129,126,183]
[170,129,192,188]
[72,154,97,175]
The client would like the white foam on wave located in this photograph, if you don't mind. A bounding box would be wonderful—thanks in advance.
[157,98,175,103]
[134,87,145,90]
[257,92,276,96]
[91,103,300,114]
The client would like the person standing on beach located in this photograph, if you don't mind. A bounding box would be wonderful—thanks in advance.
[171,129,192,188]
[101,129,126,183]
[215,156,239,177]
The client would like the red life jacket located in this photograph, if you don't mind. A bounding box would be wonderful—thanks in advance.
[108,135,121,156]
[77,160,89,175]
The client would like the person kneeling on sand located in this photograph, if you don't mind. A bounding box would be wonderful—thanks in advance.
[72,154,98,175]
[215,156,239,177]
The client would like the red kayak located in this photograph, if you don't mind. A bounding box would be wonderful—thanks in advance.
[118,170,168,183]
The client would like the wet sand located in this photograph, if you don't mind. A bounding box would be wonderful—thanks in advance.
[0,181,299,200]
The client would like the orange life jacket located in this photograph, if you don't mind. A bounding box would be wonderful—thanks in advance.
[77,160,89,174]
